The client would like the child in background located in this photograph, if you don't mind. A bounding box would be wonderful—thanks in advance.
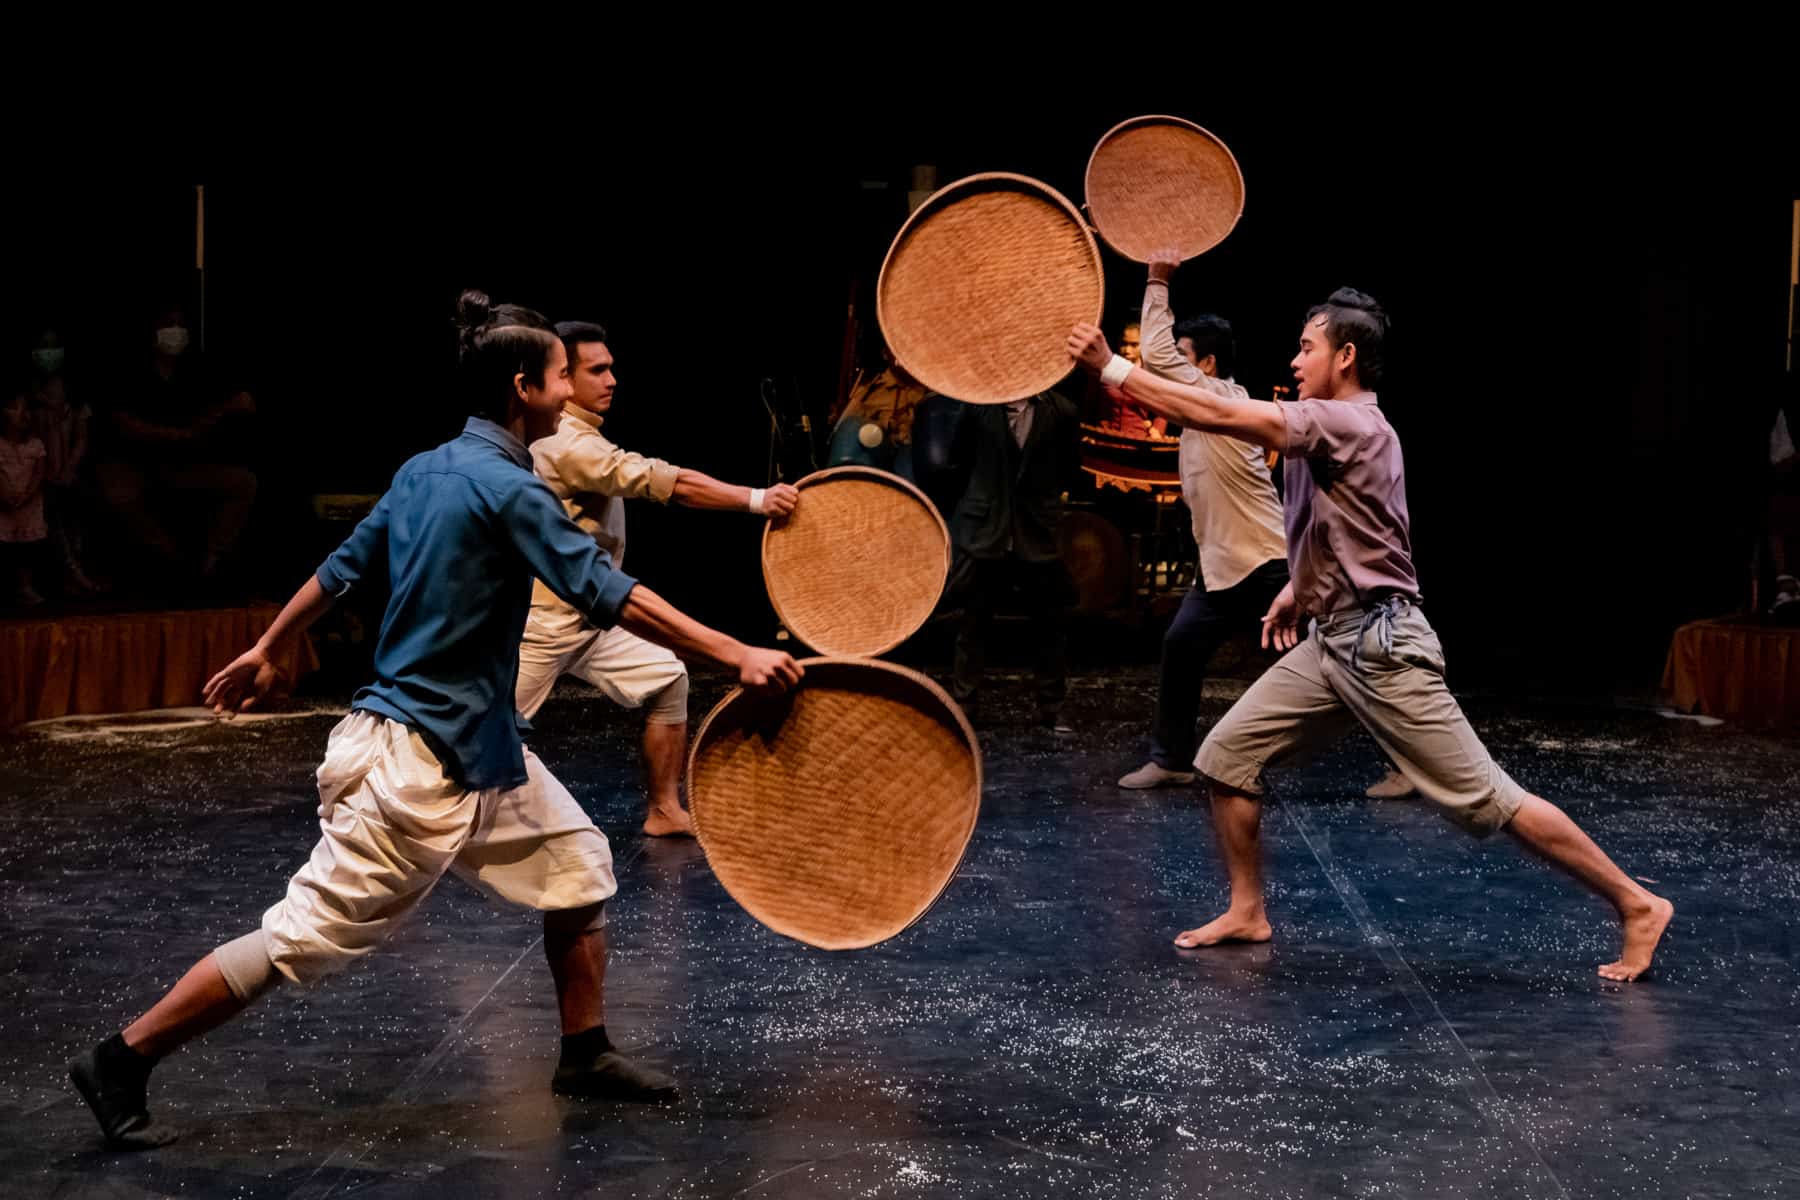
[0,389,49,605]
[32,332,100,594]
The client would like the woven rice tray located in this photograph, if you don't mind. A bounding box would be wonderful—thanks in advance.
[762,466,950,657]
[877,172,1103,404]
[688,657,982,950]
[1085,115,1245,263]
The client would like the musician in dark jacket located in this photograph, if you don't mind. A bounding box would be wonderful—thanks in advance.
[934,390,1081,731]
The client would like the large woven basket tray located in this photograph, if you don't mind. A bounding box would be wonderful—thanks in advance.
[762,466,950,657]
[688,657,982,950]
[1085,115,1245,263]
[877,172,1103,405]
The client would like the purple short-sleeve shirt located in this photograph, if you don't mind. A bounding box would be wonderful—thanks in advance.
[1279,393,1420,614]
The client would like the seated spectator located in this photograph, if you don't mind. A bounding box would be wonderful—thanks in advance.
[30,329,100,596]
[92,306,258,594]
[1084,320,1168,438]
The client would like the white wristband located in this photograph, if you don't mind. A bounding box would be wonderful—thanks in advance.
[748,488,766,514]
[1099,354,1134,389]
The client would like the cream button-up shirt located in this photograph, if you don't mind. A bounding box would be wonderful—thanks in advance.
[1140,281,1287,592]
[528,404,680,608]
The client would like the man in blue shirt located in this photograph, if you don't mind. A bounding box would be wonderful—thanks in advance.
[70,293,802,1150]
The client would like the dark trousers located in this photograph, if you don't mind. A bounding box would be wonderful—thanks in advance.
[951,555,1071,716]
[1149,558,1290,769]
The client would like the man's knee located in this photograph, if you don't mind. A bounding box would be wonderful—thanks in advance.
[1194,730,1268,797]
[544,901,606,939]
[1164,616,1212,650]
[1166,614,1231,656]
[644,671,689,725]
[214,929,284,1005]
[514,665,558,721]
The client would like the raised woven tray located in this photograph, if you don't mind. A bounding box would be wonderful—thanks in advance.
[1085,115,1245,263]
[878,172,1103,404]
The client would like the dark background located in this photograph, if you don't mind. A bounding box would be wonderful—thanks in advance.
[6,84,1795,692]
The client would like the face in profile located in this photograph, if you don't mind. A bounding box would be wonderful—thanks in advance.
[520,339,574,416]
[570,341,617,415]
[1290,315,1351,399]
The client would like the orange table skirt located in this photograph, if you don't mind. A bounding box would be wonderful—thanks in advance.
[1661,616,1800,731]
[3,606,318,729]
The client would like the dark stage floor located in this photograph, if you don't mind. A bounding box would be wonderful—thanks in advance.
[3,669,1797,1198]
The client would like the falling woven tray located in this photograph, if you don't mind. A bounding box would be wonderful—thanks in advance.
[877,172,1103,404]
[762,466,950,657]
[1085,115,1245,263]
[688,657,982,950]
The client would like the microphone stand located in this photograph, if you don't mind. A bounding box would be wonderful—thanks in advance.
[760,377,785,484]
[761,376,821,484]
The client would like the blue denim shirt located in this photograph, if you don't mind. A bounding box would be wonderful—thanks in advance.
[316,418,638,789]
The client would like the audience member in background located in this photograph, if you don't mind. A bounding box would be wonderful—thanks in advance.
[1,387,49,606]
[1119,321,1143,367]
[92,307,258,596]
[1086,319,1167,438]
[1764,370,1800,622]
[1116,260,1287,791]
[30,329,100,596]
[942,389,1082,733]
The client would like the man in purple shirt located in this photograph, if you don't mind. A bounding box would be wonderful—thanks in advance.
[1067,287,1672,983]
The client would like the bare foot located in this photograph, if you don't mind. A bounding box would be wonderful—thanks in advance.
[642,804,695,839]
[1598,894,1673,982]
[1173,910,1273,949]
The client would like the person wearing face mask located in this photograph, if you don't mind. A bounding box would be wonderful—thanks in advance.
[91,306,259,592]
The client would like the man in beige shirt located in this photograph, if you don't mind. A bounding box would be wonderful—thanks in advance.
[1119,259,1291,789]
[519,321,798,836]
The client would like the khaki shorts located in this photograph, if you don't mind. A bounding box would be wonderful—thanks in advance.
[1195,600,1525,836]
[263,712,616,985]
[515,596,688,722]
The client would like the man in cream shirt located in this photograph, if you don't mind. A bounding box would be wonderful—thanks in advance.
[520,321,798,836]
[1119,257,1290,789]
